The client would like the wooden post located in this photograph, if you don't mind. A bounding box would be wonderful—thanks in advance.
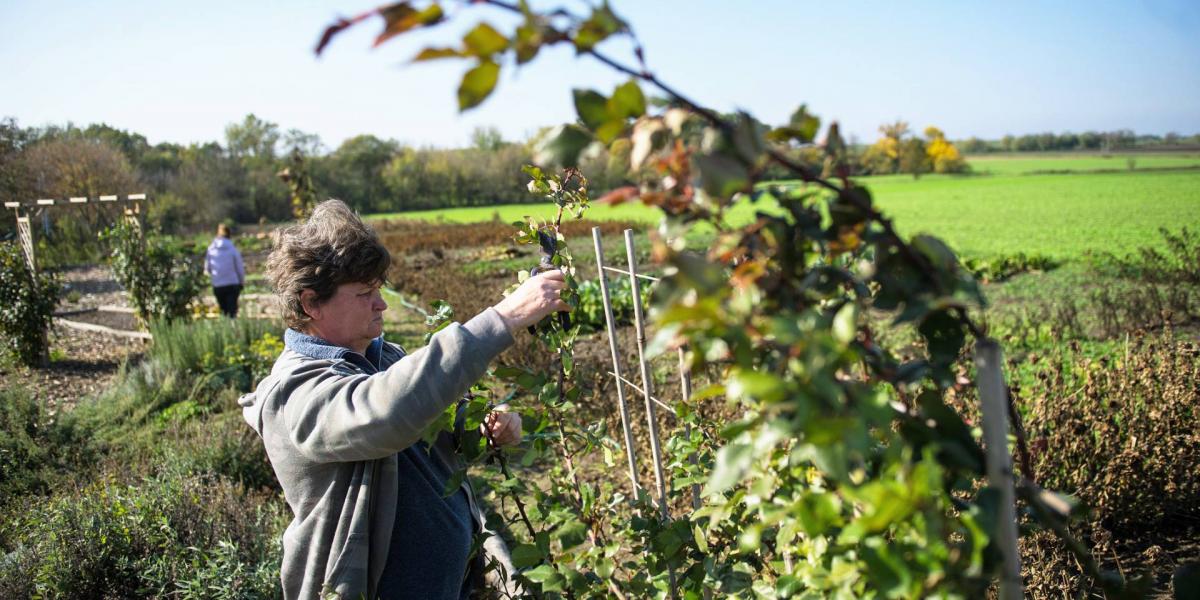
[16,212,36,274]
[624,229,670,516]
[593,226,642,495]
[624,229,677,599]
[975,338,1024,600]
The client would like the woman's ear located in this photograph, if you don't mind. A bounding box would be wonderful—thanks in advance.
[300,289,321,321]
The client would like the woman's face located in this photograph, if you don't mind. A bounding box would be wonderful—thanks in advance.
[303,281,388,354]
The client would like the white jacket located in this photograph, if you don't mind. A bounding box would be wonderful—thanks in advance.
[205,236,245,287]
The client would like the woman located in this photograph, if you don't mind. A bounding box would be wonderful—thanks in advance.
[205,223,246,318]
[239,199,568,599]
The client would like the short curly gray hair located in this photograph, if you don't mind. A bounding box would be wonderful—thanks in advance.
[266,199,391,330]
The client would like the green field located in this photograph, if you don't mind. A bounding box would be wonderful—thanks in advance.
[369,156,1200,262]
[966,152,1200,176]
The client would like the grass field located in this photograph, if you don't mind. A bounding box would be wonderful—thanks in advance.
[368,156,1200,262]
[966,152,1200,176]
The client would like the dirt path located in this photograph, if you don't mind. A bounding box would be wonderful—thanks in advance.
[1,265,145,412]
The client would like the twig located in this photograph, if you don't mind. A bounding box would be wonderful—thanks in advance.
[1005,386,1036,485]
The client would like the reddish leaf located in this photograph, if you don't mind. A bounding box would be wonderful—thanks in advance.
[315,10,375,56]
[374,2,445,48]
[597,186,639,206]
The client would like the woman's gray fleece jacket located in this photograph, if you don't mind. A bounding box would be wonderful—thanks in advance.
[239,308,515,599]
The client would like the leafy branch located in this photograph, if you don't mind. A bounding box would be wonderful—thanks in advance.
[317,2,1131,596]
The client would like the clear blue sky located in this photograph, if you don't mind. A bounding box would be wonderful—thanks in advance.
[3,0,1198,150]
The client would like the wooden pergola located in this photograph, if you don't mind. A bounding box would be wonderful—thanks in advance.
[4,193,147,274]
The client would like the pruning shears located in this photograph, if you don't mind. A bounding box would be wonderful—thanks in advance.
[527,229,572,335]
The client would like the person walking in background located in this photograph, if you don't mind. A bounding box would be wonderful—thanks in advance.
[205,223,245,318]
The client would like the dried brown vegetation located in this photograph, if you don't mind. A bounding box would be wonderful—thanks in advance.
[1020,331,1200,596]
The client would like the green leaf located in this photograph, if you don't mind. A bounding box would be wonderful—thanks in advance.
[412,46,463,62]
[462,22,509,57]
[572,89,610,130]
[728,369,785,403]
[654,528,684,558]
[731,112,766,164]
[514,21,543,64]
[533,124,594,168]
[595,557,615,578]
[833,302,859,344]
[737,523,762,553]
[523,564,559,584]
[918,309,966,368]
[861,540,912,597]
[695,151,751,200]
[574,4,624,51]
[510,544,543,569]
[776,575,803,597]
[608,80,646,120]
[457,60,500,111]
[692,524,709,553]
[594,119,626,144]
[554,519,589,549]
[704,442,753,496]
[766,104,821,144]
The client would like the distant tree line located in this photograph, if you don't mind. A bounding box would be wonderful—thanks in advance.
[2,114,1196,238]
[0,115,631,235]
[957,130,1200,154]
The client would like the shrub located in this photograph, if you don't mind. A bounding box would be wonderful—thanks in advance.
[102,219,206,324]
[0,241,60,367]
[0,464,286,599]
[1024,332,1200,531]
[962,252,1058,284]
[1016,331,1200,595]
[166,411,280,493]
[0,388,54,505]
[574,277,648,333]
[149,318,283,392]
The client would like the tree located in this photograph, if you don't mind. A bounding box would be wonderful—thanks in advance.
[925,126,968,174]
[1078,131,1101,150]
[960,136,989,154]
[149,142,240,231]
[21,138,138,203]
[865,120,909,174]
[224,114,280,163]
[0,118,35,206]
[898,136,930,178]
[283,128,324,157]
[317,134,400,213]
[469,125,505,151]
[224,114,289,222]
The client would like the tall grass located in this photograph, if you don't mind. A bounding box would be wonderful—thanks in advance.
[149,317,282,377]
